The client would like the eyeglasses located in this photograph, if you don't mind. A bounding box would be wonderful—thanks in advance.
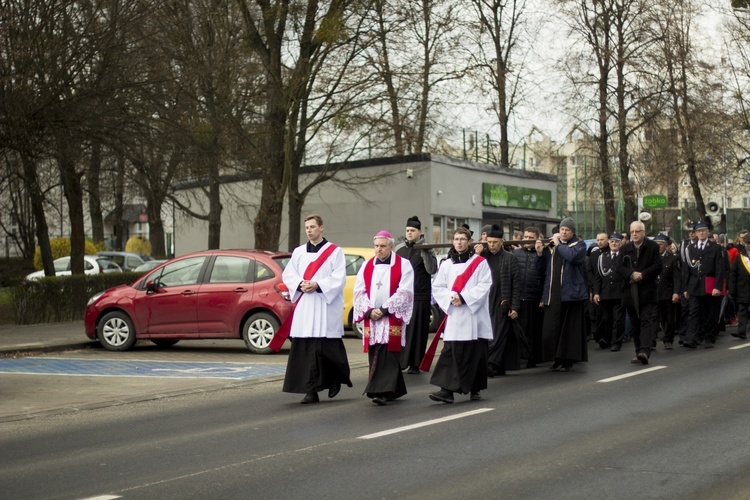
[453,238,469,242]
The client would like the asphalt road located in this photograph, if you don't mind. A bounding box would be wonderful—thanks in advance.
[2,337,750,500]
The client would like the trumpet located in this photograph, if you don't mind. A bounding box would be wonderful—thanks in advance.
[414,239,553,250]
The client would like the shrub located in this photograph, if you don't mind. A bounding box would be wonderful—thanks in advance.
[33,238,98,270]
[125,236,151,256]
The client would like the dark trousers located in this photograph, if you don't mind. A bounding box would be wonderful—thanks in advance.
[658,299,679,343]
[678,296,690,340]
[737,302,749,336]
[686,295,722,344]
[599,298,625,347]
[625,302,659,355]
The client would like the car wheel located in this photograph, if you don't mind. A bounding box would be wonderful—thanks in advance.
[98,311,137,351]
[151,339,180,348]
[429,304,443,332]
[242,312,279,354]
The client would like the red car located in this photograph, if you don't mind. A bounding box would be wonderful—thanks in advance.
[84,250,292,354]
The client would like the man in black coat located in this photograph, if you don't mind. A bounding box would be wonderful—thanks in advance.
[654,235,681,349]
[593,233,625,351]
[681,221,726,349]
[395,216,437,373]
[512,226,545,367]
[728,233,750,341]
[615,221,662,364]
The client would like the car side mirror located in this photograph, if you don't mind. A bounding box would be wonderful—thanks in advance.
[146,280,158,293]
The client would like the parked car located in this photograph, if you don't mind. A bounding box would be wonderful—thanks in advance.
[84,250,293,354]
[133,259,167,272]
[26,256,123,280]
[341,247,374,338]
[97,251,153,271]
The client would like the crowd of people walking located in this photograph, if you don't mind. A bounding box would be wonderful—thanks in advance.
[274,213,746,406]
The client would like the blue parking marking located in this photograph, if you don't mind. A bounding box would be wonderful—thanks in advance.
[0,358,287,380]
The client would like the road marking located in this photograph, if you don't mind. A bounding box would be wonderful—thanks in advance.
[729,343,750,350]
[0,358,287,380]
[597,365,667,383]
[79,495,121,500]
[357,408,494,440]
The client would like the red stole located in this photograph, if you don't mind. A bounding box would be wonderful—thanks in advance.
[420,255,485,372]
[269,243,339,352]
[362,255,403,353]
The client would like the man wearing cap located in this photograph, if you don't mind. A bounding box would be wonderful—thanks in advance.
[429,226,493,403]
[593,233,625,351]
[587,233,611,345]
[395,216,438,374]
[354,231,414,405]
[615,221,662,364]
[676,227,698,343]
[728,233,750,341]
[281,214,352,404]
[654,235,681,349]
[538,217,588,372]
[481,224,523,377]
[682,221,726,349]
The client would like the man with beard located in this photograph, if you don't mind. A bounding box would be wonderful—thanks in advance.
[538,217,589,372]
[395,216,438,374]
[482,224,522,376]
[354,230,414,405]
[429,226,493,403]
[512,226,545,367]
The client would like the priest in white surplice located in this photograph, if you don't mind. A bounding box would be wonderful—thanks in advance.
[281,214,352,404]
[429,226,493,403]
[354,231,414,406]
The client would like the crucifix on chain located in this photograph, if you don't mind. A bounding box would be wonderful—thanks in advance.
[375,280,383,290]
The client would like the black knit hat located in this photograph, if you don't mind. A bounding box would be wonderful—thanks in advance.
[406,215,421,230]
[461,224,474,237]
[488,224,504,239]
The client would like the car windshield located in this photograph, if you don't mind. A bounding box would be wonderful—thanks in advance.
[345,254,365,276]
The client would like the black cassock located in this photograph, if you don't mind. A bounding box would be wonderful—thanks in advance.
[485,250,527,372]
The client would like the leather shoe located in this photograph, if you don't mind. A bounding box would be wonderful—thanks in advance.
[637,352,649,365]
[598,339,608,349]
[630,356,641,364]
[429,389,454,404]
[406,366,420,374]
[663,342,673,350]
[610,344,621,352]
[301,392,319,404]
[683,341,697,349]
[372,396,387,406]
[470,392,482,401]
[328,382,341,399]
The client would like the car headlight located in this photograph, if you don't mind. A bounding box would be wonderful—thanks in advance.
[87,292,104,306]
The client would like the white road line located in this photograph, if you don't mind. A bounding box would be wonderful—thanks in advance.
[597,365,667,383]
[79,495,121,500]
[357,408,494,440]
[729,343,750,350]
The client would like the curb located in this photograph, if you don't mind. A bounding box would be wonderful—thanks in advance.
[0,342,97,358]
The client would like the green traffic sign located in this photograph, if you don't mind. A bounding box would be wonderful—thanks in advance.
[643,194,667,209]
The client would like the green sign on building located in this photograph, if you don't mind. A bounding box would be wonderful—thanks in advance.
[643,194,667,209]
[482,183,552,210]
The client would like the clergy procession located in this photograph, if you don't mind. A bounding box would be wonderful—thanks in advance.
[272,213,743,406]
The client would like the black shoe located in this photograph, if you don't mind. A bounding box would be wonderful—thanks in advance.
[664,342,673,350]
[429,389,454,404]
[610,344,621,352]
[558,365,571,372]
[470,392,482,401]
[549,362,561,371]
[328,382,341,399]
[301,392,319,404]
[598,339,608,350]
[372,396,387,406]
[637,352,649,365]
[406,366,420,374]
[683,341,697,349]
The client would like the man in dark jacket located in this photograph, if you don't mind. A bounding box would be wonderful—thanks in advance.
[586,233,610,343]
[654,235,681,349]
[395,216,437,374]
[682,221,726,349]
[728,233,750,341]
[538,217,588,372]
[593,233,625,351]
[615,221,662,364]
[483,224,522,376]
[512,226,545,367]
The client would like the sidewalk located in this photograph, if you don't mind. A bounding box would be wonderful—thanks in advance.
[0,321,95,357]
